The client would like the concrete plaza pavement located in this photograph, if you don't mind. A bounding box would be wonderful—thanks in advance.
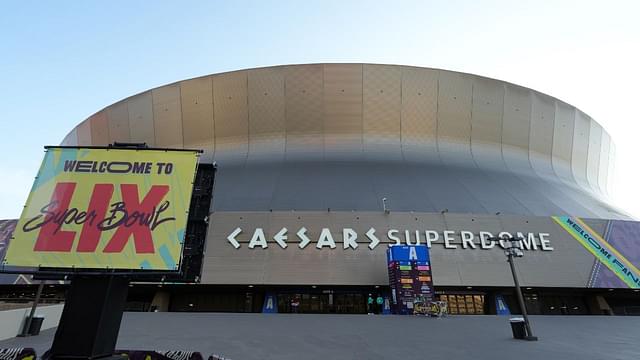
[1,312,638,360]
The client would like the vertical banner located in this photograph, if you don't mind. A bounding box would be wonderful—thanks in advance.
[495,295,510,315]
[4,147,199,271]
[262,292,278,313]
[382,296,392,315]
[0,220,17,263]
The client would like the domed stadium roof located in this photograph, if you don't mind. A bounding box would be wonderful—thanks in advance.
[61,64,627,219]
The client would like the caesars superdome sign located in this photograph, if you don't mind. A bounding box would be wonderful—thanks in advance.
[226,227,554,251]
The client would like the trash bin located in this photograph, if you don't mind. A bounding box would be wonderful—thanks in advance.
[28,316,45,336]
[509,317,526,339]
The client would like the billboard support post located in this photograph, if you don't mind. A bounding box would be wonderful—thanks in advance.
[1,144,203,359]
[18,280,44,337]
[49,275,130,360]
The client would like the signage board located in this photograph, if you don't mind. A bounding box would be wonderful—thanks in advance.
[387,245,434,314]
[387,245,429,262]
[3,147,199,270]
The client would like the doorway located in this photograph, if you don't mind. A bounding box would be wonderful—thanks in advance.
[277,292,367,313]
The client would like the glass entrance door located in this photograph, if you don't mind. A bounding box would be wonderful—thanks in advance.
[334,293,366,314]
[278,292,366,313]
[439,294,485,314]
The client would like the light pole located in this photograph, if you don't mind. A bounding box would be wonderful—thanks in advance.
[501,234,538,341]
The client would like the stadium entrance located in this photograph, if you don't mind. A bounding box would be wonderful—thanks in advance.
[277,292,368,314]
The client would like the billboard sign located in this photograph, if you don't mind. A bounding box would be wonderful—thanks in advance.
[3,147,199,271]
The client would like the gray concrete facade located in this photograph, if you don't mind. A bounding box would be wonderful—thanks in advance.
[203,211,601,287]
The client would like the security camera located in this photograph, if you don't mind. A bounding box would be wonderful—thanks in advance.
[382,198,389,214]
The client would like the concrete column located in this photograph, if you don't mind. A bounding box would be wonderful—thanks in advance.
[150,291,171,312]
[586,295,613,315]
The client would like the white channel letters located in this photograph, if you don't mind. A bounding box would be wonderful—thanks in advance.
[227,227,553,251]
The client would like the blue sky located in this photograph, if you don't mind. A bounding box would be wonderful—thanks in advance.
[1,0,639,218]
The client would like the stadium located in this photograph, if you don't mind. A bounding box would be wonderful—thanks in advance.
[1,63,639,315]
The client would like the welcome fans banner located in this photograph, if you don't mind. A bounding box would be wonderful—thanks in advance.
[3,147,199,270]
[553,216,640,289]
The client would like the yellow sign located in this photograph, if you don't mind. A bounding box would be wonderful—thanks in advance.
[4,147,199,270]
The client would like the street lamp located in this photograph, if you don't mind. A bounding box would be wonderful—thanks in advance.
[500,234,538,341]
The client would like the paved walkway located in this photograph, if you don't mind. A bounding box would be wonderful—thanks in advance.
[1,313,639,360]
